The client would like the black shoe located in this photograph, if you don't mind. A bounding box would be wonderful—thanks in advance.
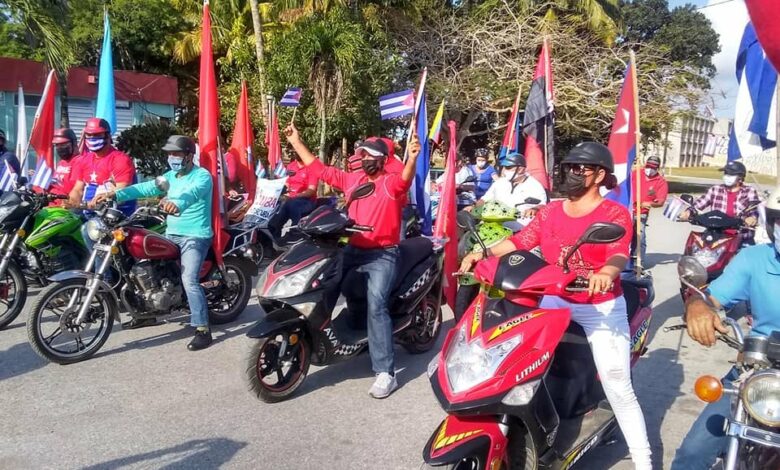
[188,329,212,351]
[122,318,159,330]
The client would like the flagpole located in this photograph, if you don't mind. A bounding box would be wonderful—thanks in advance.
[629,51,643,275]
[405,68,428,162]
[291,106,297,124]
[542,37,550,186]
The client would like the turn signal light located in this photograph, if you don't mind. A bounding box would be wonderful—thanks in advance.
[16,229,25,237]
[110,246,119,255]
[694,375,723,403]
[489,458,502,470]
[112,229,126,242]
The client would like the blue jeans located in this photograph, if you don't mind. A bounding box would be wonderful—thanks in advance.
[168,235,211,328]
[670,368,738,470]
[269,197,316,238]
[343,245,399,374]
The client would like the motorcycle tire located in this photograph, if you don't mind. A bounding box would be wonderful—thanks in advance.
[245,333,311,403]
[207,257,253,325]
[402,293,443,354]
[27,278,116,365]
[423,424,536,470]
[0,261,27,330]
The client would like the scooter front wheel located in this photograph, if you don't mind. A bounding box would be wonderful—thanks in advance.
[245,333,310,403]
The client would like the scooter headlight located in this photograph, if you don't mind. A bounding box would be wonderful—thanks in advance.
[445,324,521,394]
[691,245,726,268]
[263,258,328,299]
[85,218,107,242]
[741,370,780,427]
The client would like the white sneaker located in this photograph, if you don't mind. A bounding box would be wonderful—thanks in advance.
[369,372,398,399]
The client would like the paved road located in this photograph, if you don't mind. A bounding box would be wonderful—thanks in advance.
[0,211,740,470]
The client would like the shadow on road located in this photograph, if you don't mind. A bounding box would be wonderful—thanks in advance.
[0,341,47,382]
[80,438,247,470]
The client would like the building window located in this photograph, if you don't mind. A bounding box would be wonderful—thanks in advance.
[15,94,41,107]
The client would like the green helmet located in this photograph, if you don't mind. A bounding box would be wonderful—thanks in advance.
[469,222,513,253]
[474,200,517,222]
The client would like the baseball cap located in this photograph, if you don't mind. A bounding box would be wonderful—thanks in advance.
[356,139,388,157]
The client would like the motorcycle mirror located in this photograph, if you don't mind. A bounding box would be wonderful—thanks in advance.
[346,182,375,208]
[523,197,541,205]
[678,256,708,288]
[155,176,170,194]
[562,223,626,274]
[680,194,694,205]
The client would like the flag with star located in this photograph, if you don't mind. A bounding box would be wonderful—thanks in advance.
[605,61,639,209]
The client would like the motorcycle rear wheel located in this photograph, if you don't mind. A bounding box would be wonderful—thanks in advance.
[245,333,310,403]
[27,278,115,364]
[0,261,27,330]
[206,257,252,325]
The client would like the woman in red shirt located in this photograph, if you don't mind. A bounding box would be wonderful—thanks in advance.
[460,142,652,470]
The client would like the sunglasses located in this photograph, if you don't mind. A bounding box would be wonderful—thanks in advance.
[564,164,599,176]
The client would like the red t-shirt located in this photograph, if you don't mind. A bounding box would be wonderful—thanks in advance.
[510,199,633,304]
[286,160,318,200]
[725,190,738,217]
[308,159,411,249]
[49,155,83,197]
[631,171,669,215]
[73,147,136,188]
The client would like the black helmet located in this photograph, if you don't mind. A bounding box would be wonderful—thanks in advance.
[562,142,614,173]
[474,148,489,159]
[53,128,77,146]
[500,152,526,168]
[161,135,196,155]
[721,161,747,177]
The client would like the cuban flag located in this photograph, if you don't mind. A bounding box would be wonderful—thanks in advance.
[605,62,638,209]
[273,161,287,178]
[663,196,687,221]
[0,165,17,192]
[379,89,415,120]
[728,22,777,161]
[279,87,302,107]
[31,160,53,190]
[256,162,267,179]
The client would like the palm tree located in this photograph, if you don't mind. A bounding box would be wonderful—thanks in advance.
[519,0,623,44]
[5,0,75,126]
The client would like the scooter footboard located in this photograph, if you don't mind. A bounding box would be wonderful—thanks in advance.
[423,415,507,469]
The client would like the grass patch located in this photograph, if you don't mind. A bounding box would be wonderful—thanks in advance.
[666,166,776,185]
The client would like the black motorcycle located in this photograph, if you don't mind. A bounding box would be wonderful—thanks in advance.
[245,182,445,402]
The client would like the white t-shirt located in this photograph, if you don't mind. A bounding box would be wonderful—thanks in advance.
[436,166,476,205]
[481,174,548,229]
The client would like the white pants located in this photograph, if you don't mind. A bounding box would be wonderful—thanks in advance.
[541,295,652,470]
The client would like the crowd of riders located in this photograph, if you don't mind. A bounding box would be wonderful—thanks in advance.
[3,113,779,469]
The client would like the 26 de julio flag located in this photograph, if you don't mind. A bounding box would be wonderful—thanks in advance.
[229,81,256,201]
[523,39,554,190]
[198,0,227,267]
[28,70,58,189]
[433,120,459,311]
[605,61,639,209]
[498,88,522,161]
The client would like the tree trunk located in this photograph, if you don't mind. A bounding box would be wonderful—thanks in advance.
[57,69,70,128]
[248,0,268,127]
[319,104,327,162]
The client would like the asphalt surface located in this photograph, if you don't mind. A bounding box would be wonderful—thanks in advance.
[0,210,740,470]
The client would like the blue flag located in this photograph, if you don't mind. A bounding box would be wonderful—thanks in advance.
[95,10,116,134]
[729,22,777,161]
[410,94,432,235]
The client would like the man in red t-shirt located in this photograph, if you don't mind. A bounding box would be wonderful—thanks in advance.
[48,128,83,202]
[267,152,319,238]
[284,123,422,399]
[629,155,668,267]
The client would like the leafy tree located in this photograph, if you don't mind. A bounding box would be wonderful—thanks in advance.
[116,121,182,178]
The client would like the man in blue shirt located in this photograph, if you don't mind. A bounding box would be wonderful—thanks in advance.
[671,186,780,470]
[94,135,214,351]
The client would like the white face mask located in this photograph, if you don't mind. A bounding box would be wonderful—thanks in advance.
[723,175,739,187]
[476,160,487,169]
[774,223,780,254]
[645,168,657,177]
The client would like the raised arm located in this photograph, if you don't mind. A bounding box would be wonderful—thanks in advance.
[401,135,422,183]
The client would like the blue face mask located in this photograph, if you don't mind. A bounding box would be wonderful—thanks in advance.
[85,137,106,152]
[168,156,184,172]
[774,223,780,255]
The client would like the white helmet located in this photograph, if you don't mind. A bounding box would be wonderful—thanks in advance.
[767,186,780,243]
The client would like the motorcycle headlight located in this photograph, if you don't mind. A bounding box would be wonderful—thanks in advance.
[741,370,780,427]
[85,218,107,242]
[264,258,328,299]
[445,324,522,394]
[691,245,726,268]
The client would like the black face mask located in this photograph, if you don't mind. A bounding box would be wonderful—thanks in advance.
[561,172,590,199]
[56,145,74,160]
[362,159,382,176]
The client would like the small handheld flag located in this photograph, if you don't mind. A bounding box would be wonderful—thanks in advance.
[379,89,415,120]
[31,160,53,190]
[279,87,302,107]
[663,196,687,221]
[0,166,18,191]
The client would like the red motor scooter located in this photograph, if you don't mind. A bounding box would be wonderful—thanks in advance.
[422,212,654,469]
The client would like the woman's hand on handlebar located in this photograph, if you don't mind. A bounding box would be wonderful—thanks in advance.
[458,252,484,274]
[587,272,614,296]
[159,199,180,215]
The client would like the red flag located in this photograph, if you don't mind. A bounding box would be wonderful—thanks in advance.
[28,70,58,170]
[229,81,256,200]
[500,88,521,155]
[433,121,459,311]
[523,39,554,190]
[198,0,227,267]
[266,103,284,176]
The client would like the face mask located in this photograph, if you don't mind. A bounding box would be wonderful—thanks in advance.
[774,223,780,255]
[85,137,106,152]
[645,168,657,177]
[361,159,381,176]
[56,145,74,160]
[561,172,589,199]
[168,156,184,172]
[476,160,487,169]
[723,175,739,187]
